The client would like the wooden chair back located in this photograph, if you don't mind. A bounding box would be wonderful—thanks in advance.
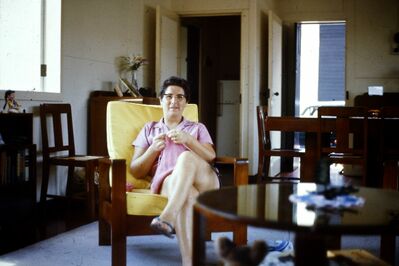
[256,106,305,183]
[39,103,101,218]
[317,106,368,184]
[40,103,75,157]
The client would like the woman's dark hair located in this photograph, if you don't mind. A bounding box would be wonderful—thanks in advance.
[159,76,190,102]
[3,90,15,110]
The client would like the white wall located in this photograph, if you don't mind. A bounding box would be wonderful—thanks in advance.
[276,0,399,104]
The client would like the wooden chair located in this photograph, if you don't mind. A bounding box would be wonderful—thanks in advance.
[380,106,399,189]
[39,103,102,219]
[98,101,248,266]
[317,106,368,185]
[256,106,305,183]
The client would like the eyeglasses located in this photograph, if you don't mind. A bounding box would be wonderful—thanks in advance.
[163,94,186,102]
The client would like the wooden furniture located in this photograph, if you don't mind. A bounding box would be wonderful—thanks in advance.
[318,107,369,185]
[354,93,399,109]
[88,91,159,156]
[0,113,37,227]
[98,101,248,266]
[256,107,396,187]
[39,104,102,219]
[193,183,398,265]
[380,106,399,189]
[354,93,399,187]
[255,115,321,182]
[256,106,305,182]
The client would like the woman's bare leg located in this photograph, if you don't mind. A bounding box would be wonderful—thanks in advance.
[159,151,219,265]
[160,151,219,224]
[173,187,198,266]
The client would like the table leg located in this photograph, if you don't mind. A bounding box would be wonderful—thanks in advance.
[193,205,206,266]
[295,232,328,266]
[380,233,395,265]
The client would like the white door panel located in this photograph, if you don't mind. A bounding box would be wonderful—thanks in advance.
[156,6,180,91]
[267,10,283,176]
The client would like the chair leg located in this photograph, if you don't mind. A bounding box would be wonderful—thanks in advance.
[65,166,75,197]
[85,161,96,219]
[64,166,75,212]
[98,218,111,245]
[257,156,270,184]
[257,156,265,183]
[40,162,50,204]
[112,218,127,266]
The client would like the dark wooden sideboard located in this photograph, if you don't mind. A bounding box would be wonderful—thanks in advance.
[88,91,159,156]
[0,113,37,230]
[354,92,399,109]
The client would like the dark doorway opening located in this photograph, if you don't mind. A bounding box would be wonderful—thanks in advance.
[182,16,241,156]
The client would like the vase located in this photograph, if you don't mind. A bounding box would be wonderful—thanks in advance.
[131,70,139,92]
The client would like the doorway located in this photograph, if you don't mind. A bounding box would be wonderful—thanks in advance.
[181,16,241,157]
[295,22,346,118]
[293,22,346,152]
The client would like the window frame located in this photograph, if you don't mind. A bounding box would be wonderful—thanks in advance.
[0,0,61,101]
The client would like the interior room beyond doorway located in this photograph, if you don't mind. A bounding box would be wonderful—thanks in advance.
[181,15,241,157]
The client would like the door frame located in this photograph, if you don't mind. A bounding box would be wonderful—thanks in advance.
[267,10,283,176]
[177,10,249,160]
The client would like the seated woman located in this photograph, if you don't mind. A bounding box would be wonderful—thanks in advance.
[130,76,219,265]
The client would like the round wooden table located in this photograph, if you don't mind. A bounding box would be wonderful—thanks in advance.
[193,183,399,265]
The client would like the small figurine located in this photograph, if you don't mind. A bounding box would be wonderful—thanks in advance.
[2,90,21,113]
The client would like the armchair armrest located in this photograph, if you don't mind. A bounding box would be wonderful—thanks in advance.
[98,157,127,245]
[98,158,127,209]
[215,156,249,186]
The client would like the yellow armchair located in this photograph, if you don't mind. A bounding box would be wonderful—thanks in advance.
[98,101,248,266]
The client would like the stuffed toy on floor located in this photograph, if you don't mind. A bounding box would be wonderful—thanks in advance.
[215,237,268,266]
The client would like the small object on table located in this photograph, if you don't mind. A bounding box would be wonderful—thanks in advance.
[317,184,359,200]
[289,185,364,209]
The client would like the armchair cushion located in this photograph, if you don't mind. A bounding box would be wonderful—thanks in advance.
[106,101,198,215]
[126,189,168,215]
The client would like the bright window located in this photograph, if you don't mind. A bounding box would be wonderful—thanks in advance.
[296,22,346,118]
[0,0,61,93]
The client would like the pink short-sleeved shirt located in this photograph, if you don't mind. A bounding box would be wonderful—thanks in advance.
[132,118,213,194]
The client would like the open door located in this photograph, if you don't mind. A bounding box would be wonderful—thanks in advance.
[155,5,181,91]
[267,10,283,176]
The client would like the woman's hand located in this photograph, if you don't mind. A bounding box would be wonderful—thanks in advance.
[149,133,167,152]
[167,129,215,163]
[167,129,192,145]
[130,133,166,179]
